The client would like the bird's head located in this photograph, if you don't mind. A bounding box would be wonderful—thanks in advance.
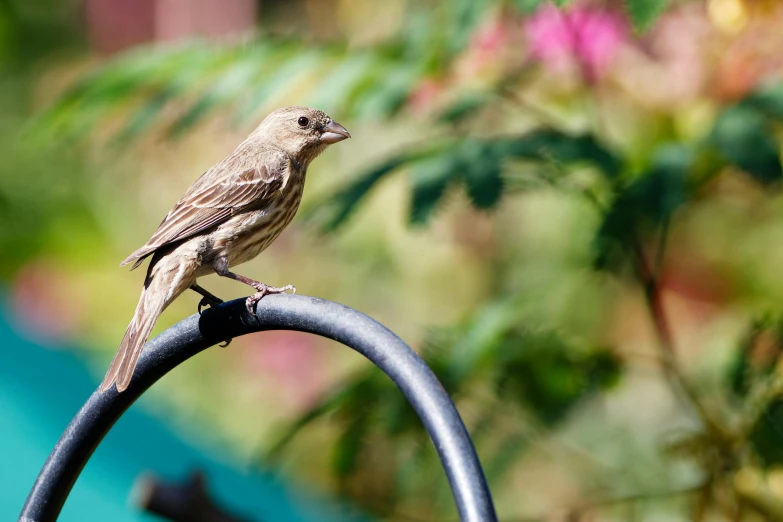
[252,106,350,164]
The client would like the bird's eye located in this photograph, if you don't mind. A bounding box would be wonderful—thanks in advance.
[297,116,309,127]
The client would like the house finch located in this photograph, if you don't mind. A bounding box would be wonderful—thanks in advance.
[100,106,350,393]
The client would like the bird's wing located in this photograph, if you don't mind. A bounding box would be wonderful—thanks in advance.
[121,162,285,269]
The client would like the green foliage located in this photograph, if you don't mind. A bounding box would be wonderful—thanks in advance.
[305,147,442,230]
[750,399,783,468]
[462,149,504,210]
[29,0,675,145]
[279,84,783,513]
[728,318,781,398]
[727,319,783,468]
[625,0,669,31]
[446,0,492,56]
[710,105,783,185]
[31,39,436,143]
[410,156,459,224]
[268,299,621,495]
[315,130,621,230]
[436,93,494,124]
[706,84,783,187]
[0,2,98,277]
[493,330,620,426]
[594,145,690,269]
[744,84,783,120]
[0,137,98,276]
[457,314,624,424]
[0,0,83,73]
[511,0,546,15]
[591,92,783,272]
[32,0,508,144]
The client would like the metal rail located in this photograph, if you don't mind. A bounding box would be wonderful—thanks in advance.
[19,294,497,522]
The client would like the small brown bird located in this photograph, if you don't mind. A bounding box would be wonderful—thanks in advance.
[100,106,350,393]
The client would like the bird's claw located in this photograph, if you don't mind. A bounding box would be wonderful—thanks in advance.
[197,295,224,315]
[245,283,296,317]
[196,295,231,346]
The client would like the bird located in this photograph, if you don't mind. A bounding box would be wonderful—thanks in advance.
[99,106,350,393]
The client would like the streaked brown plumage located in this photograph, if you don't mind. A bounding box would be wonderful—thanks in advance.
[100,106,350,393]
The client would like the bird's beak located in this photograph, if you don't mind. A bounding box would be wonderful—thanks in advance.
[320,120,351,144]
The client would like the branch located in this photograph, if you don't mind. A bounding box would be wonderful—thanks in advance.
[630,238,731,444]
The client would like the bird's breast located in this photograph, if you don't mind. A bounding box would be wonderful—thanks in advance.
[207,187,303,269]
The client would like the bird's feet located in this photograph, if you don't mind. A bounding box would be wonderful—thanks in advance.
[246,283,296,316]
[197,294,224,315]
[199,297,232,347]
[201,298,232,348]
[191,286,230,346]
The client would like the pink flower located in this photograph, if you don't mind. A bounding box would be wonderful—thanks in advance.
[409,78,446,116]
[11,260,84,345]
[453,16,523,84]
[525,4,627,82]
[240,331,327,409]
[472,18,509,55]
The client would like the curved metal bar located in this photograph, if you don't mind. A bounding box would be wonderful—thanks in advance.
[19,294,497,522]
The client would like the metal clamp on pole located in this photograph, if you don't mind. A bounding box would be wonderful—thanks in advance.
[19,294,498,522]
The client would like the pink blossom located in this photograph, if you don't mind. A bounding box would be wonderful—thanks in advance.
[11,260,84,345]
[525,4,627,82]
[472,18,509,55]
[409,78,445,116]
[240,331,326,409]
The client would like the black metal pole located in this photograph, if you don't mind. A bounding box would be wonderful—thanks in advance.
[19,294,497,522]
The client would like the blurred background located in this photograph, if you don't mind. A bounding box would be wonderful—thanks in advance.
[3,0,783,520]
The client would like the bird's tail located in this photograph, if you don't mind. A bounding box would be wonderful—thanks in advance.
[99,274,170,393]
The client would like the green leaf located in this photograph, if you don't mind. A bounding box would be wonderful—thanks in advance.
[266,373,380,460]
[265,396,341,459]
[309,53,375,113]
[510,0,546,14]
[314,130,617,231]
[593,144,690,269]
[625,0,668,31]
[33,44,218,138]
[307,147,442,231]
[437,92,492,123]
[710,104,783,185]
[497,130,622,178]
[728,317,783,398]
[464,161,503,209]
[445,0,490,56]
[409,156,458,224]
[113,91,173,143]
[168,48,271,137]
[34,36,433,142]
[236,48,326,123]
[352,63,420,119]
[112,48,232,142]
[495,330,621,426]
[264,297,622,497]
[333,413,371,478]
[460,142,504,209]
[750,398,783,468]
[318,157,410,230]
[743,84,783,120]
[447,299,521,382]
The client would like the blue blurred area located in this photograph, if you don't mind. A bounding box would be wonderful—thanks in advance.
[0,309,368,522]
